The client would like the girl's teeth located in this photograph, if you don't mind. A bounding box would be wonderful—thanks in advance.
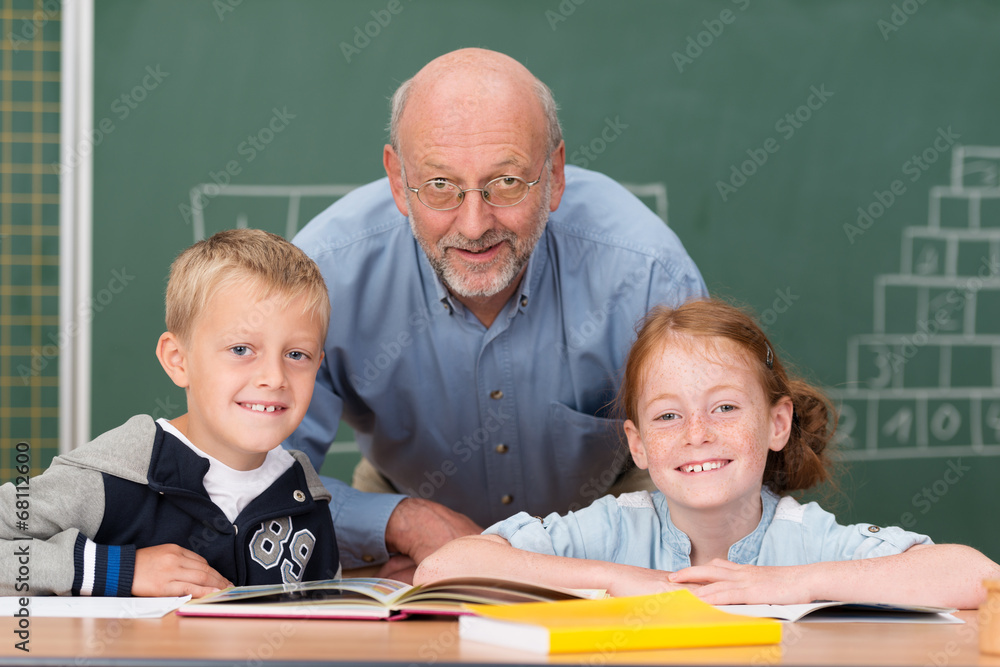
[684,461,722,473]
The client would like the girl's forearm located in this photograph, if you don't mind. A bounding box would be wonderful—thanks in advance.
[414,534,615,589]
[803,544,1000,609]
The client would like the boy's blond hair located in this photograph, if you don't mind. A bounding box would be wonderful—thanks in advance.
[165,229,330,343]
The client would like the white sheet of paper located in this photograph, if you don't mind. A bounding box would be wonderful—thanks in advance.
[0,596,190,618]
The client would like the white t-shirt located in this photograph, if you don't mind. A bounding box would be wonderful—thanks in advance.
[157,419,295,523]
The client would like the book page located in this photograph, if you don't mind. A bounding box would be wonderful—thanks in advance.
[718,602,961,624]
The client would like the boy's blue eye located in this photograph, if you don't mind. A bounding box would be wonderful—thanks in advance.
[231,346,249,356]
[287,351,306,361]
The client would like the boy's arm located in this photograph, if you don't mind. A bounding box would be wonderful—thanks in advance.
[0,463,128,595]
[414,534,686,598]
[669,544,1000,609]
[0,463,230,597]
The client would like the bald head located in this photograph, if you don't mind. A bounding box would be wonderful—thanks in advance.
[388,48,561,155]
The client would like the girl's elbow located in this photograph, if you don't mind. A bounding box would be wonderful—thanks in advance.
[412,556,443,585]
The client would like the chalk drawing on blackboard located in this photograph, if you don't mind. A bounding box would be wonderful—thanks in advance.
[187,184,363,242]
[830,145,1000,461]
[186,182,670,244]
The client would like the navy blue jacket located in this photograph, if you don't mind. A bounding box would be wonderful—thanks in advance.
[0,416,340,596]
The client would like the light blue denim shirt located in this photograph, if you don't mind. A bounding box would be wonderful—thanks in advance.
[483,488,933,570]
[287,166,707,567]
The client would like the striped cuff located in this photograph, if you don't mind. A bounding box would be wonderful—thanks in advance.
[71,534,137,597]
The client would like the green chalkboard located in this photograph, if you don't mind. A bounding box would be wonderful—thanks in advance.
[91,0,1000,559]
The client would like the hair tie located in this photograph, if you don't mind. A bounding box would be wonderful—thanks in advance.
[765,343,774,370]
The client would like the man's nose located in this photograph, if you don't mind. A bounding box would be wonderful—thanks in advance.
[452,189,496,240]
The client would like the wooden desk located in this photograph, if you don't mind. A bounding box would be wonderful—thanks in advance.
[1,610,998,666]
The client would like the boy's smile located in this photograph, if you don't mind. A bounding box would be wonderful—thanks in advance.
[157,282,325,471]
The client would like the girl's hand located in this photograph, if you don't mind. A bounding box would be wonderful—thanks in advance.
[668,559,811,605]
[607,567,702,598]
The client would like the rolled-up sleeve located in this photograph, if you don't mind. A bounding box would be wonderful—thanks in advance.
[763,499,934,565]
[482,496,626,562]
[830,523,934,560]
[484,512,558,555]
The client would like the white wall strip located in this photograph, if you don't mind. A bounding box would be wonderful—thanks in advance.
[59,0,94,453]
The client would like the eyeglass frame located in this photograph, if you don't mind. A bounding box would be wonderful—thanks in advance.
[402,160,549,211]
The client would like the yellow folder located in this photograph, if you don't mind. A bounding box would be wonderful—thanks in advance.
[460,589,782,654]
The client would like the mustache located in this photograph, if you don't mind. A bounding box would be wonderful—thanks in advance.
[440,228,516,252]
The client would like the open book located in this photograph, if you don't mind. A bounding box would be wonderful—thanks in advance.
[177,577,605,620]
[719,601,961,624]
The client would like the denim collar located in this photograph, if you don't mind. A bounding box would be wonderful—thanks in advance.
[656,487,781,568]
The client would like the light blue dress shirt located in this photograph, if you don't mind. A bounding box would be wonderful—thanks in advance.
[289,165,707,567]
[484,488,934,570]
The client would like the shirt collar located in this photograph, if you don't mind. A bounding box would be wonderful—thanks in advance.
[514,229,547,316]
[654,493,693,564]
[655,487,782,567]
[414,238,458,317]
[727,487,781,564]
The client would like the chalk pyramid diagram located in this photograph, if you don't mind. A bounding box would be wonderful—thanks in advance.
[829,146,1000,460]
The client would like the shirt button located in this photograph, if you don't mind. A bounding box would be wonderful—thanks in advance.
[293,490,306,502]
[363,554,376,563]
[490,389,504,400]
[520,296,528,307]
[501,494,513,505]
[868,525,881,533]
[495,444,509,454]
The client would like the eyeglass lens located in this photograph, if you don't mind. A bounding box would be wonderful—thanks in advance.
[418,177,529,209]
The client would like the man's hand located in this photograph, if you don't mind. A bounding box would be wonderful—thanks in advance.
[132,544,232,598]
[384,497,482,564]
[377,555,417,583]
[669,559,810,605]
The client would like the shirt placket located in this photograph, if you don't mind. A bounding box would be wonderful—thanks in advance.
[477,322,524,524]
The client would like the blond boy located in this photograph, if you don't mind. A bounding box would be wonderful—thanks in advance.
[0,229,339,596]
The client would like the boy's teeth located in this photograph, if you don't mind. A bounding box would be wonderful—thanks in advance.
[247,404,276,412]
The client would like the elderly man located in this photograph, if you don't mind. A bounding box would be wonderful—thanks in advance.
[290,48,706,575]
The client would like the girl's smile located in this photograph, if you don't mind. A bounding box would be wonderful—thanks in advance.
[623,335,793,531]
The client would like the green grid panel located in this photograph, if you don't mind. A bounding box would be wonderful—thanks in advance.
[0,0,61,483]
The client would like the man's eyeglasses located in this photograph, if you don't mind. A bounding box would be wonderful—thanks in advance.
[405,168,545,211]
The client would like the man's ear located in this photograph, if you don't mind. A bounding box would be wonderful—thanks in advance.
[624,419,649,470]
[383,144,410,217]
[547,141,567,212]
[769,396,794,452]
[156,332,190,389]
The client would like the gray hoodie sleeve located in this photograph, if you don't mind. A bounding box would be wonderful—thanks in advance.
[0,462,108,595]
